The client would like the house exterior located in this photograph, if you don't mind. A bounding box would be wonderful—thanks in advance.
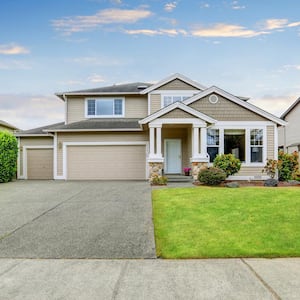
[278,97,300,154]
[0,120,18,133]
[16,73,286,181]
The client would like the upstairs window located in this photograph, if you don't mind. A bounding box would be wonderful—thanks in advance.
[163,95,190,107]
[86,98,124,117]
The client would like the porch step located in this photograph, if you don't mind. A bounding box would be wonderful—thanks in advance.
[166,175,193,183]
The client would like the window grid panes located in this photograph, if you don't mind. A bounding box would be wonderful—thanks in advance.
[87,100,96,115]
[250,129,263,162]
[163,95,192,107]
[207,129,219,162]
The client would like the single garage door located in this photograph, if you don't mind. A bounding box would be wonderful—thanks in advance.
[27,148,53,179]
[67,145,146,180]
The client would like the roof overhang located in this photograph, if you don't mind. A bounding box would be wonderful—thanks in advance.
[43,128,142,133]
[139,101,217,125]
[183,86,287,126]
[55,92,142,101]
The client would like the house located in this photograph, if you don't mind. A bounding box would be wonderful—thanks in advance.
[0,120,19,133]
[278,97,300,153]
[15,73,286,181]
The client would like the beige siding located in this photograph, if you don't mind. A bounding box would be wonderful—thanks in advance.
[125,95,148,118]
[67,145,146,180]
[57,132,148,176]
[190,94,267,121]
[27,149,53,179]
[0,125,14,132]
[67,98,85,124]
[158,79,199,91]
[19,137,53,176]
[282,103,300,149]
[161,108,194,119]
[267,125,275,159]
[231,166,264,179]
[150,94,161,114]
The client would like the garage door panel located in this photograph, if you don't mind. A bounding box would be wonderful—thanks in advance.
[67,145,146,180]
[27,149,53,180]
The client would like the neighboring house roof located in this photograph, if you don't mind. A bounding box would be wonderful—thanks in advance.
[140,73,207,94]
[56,82,152,100]
[281,97,300,120]
[183,86,286,126]
[15,122,64,136]
[44,119,142,132]
[0,120,19,130]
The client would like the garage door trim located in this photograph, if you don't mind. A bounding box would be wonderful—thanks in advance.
[23,145,54,179]
[62,141,149,180]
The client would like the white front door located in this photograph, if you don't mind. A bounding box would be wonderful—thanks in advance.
[165,139,181,174]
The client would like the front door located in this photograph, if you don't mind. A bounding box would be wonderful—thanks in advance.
[165,139,181,174]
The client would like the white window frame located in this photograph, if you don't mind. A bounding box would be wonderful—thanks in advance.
[207,128,220,163]
[85,97,125,118]
[207,123,267,166]
[159,90,197,108]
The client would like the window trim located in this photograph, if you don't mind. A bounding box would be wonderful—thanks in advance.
[85,97,125,118]
[159,91,196,108]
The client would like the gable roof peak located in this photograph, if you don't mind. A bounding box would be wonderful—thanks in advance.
[281,97,300,119]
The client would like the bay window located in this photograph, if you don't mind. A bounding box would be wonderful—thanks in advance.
[86,98,124,117]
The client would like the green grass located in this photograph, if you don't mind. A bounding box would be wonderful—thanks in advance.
[152,187,300,258]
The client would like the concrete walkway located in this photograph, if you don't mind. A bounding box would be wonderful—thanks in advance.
[1,258,299,299]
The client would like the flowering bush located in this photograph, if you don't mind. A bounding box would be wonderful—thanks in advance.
[183,167,191,173]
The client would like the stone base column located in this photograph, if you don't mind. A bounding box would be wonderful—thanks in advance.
[192,162,208,181]
[149,162,163,182]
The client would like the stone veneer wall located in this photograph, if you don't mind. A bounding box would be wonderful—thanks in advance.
[149,162,163,182]
[192,162,208,181]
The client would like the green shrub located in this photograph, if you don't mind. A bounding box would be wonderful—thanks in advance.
[198,167,226,185]
[262,159,278,179]
[213,154,241,177]
[278,150,299,181]
[0,132,18,183]
[151,175,168,185]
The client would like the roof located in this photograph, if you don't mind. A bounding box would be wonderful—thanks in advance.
[140,73,207,94]
[56,82,152,100]
[281,97,300,120]
[44,118,142,132]
[0,120,19,130]
[15,122,64,136]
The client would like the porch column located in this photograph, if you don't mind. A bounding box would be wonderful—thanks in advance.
[200,127,207,157]
[156,125,162,158]
[149,126,155,157]
[192,125,200,158]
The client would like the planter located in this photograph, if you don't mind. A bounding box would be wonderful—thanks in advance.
[184,172,190,176]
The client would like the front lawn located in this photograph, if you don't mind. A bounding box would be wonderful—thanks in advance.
[152,187,300,258]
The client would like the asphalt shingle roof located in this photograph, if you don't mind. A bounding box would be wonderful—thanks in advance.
[15,122,64,135]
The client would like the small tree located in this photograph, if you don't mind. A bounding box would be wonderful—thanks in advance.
[213,154,241,177]
[0,132,18,183]
[278,150,299,181]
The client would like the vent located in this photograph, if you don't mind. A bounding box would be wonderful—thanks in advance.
[209,94,219,104]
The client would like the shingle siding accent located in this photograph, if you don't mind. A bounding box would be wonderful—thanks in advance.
[161,108,194,119]
[189,94,267,121]
[267,125,275,159]
[158,79,199,91]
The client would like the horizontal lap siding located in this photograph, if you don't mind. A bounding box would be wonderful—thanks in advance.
[267,126,275,159]
[57,132,148,176]
[27,149,53,179]
[67,98,85,124]
[231,166,263,178]
[150,94,161,114]
[67,145,146,180]
[125,96,148,118]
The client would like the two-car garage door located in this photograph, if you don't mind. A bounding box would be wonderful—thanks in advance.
[67,145,146,180]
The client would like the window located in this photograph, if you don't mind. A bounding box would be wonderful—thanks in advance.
[250,129,263,162]
[163,95,191,107]
[207,129,219,162]
[87,98,124,117]
[224,129,245,162]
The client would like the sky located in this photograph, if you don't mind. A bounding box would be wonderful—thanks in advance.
[0,0,300,130]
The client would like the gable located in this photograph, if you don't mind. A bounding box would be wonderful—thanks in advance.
[189,94,267,121]
[157,79,199,91]
[160,108,196,119]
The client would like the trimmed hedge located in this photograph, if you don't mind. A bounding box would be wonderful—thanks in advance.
[0,131,18,183]
[198,167,226,185]
[213,153,241,177]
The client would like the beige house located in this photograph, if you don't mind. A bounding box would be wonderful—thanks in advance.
[16,73,286,181]
[278,97,300,153]
[0,120,18,133]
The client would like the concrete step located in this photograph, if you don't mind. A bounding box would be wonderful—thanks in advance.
[166,175,193,183]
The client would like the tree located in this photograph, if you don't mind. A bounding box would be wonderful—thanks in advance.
[0,132,18,183]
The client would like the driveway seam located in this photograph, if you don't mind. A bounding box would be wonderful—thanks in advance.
[241,258,281,300]
[0,188,88,242]
[111,261,129,300]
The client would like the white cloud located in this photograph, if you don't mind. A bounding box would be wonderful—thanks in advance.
[201,3,210,8]
[231,0,246,10]
[263,19,289,30]
[191,23,268,38]
[164,2,177,12]
[87,74,106,83]
[124,28,185,36]
[52,8,152,34]
[0,44,30,55]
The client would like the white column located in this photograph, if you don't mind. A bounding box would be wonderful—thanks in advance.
[156,125,162,158]
[149,126,155,156]
[200,127,207,157]
[193,126,200,158]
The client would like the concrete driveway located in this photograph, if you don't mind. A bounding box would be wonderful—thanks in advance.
[0,181,156,259]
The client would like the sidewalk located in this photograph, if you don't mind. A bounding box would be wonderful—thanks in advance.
[1,258,299,299]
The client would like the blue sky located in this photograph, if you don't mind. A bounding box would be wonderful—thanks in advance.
[1,0,300,129]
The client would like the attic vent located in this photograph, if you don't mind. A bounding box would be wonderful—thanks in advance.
[209,94,219,104]
[137,85,148,89]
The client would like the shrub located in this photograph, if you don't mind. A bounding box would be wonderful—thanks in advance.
[262,159,278,179]
[278,150,299,181]
[213,154,241,177]
[151,175,168,185]
[198,167,226,185]
[0,131,18,183]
